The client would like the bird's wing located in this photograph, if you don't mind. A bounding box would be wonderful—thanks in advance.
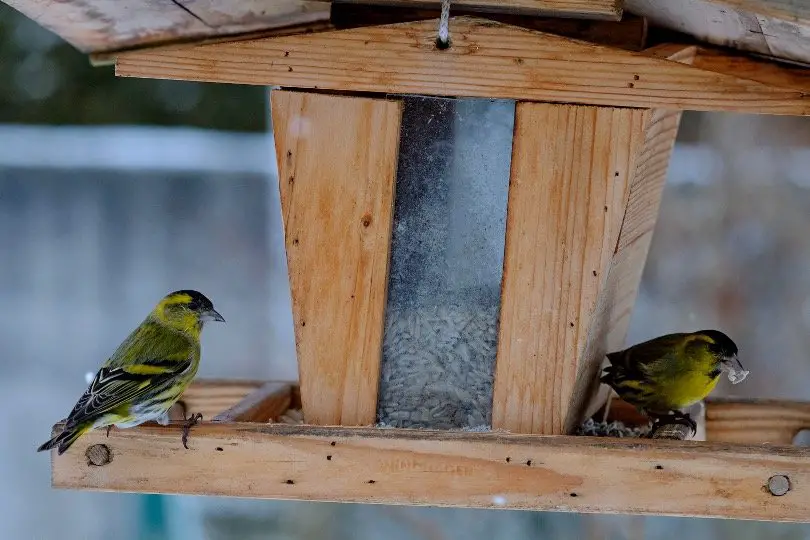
[606,333,689,377]
[63,358,191,429]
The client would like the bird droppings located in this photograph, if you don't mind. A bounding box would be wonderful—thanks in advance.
[288,66,293,72]
[492,495,507,506]
[505,457,511,463]
[526,460,532,466]
[330,441,336,446]
[655,464,663,470]
[367,480,376,484]
[326,455,332,461]
[628,82,635,88]
[570,493,578,498]
[284,51,290,57]
[285,479,295,485]
[633,74,640,80]
[215,447,224,452]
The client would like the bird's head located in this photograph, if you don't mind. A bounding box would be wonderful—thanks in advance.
[153,289,225,336]
[694,329,747,384]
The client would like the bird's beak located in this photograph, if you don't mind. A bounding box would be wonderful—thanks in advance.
[200,309,225,323]
[721,354,748,384]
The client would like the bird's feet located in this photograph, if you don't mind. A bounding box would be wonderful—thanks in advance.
[181,412,203,449]
[650,411,697,437]
[106,425,113,437]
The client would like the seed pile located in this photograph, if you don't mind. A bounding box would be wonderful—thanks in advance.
[376,304,498,429]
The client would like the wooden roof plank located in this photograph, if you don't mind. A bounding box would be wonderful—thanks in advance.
[627,0,810,65]
[115,17,810,115]
[328,0,622,19]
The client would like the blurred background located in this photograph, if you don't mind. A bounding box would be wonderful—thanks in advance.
[2,3,810,539]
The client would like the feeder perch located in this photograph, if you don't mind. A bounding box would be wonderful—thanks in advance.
[15,0,810,523]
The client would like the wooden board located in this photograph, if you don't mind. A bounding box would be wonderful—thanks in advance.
[707,399,810,445]
[174,379,265,420]
[212,382,294,422]
[116,17,810,115]
[272,90,401,426]
[50,422,810,522]
[693,46,810,92]
[627,0,810,66]
[492,104,648,435]
[330,0,622,19]
[2,0,331,54]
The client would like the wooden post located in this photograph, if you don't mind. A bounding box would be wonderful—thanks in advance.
[492,103,649,435]
[271,90,402,426]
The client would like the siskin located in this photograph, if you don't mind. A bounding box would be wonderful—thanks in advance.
[37,289,224,455]
[600,329,747,434]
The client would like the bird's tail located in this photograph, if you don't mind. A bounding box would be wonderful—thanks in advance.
[37,424,91,455]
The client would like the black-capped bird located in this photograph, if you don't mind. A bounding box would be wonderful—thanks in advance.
[600,330,746,434]
[37,290,224,455]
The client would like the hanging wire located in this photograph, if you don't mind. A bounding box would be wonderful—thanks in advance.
[436,0,451,49]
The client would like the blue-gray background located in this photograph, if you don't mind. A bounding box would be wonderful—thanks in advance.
[3,4,810,539]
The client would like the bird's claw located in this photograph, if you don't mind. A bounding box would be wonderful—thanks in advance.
[181,412,203,449]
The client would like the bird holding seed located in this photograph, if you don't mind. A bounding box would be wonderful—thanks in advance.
[37,290,224,455]
[600,329,747,435]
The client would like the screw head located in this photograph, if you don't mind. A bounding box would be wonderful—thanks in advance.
[767,475,790,496]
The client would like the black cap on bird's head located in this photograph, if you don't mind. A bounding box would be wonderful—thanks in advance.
[164,289,225,322]
[696,329,738,358]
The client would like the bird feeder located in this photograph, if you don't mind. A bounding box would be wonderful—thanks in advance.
[18,0,810,522]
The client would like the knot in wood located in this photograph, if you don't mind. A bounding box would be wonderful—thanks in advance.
[86,444,112,466]
[767,475,790,496]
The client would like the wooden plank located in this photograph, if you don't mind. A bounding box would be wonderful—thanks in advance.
[212,382,294,422]
[693,46,810,92]
[330,0,622,19]
[174,379,265,420]
[627,0,810,65]
[51,422,810,521]
[492,104,648,435]
[2,0,331,54]
[330,5,647,50]
[272,90,401,426]
[706,399,810,445]
[115,17,810,115]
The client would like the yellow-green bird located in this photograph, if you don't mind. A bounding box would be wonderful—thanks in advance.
[600,329,747,434]
[37,290,224,455]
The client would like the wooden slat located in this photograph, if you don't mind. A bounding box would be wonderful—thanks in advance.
[116,17,810,115]
[492,104,648,435]
[627,0,810,66]
[51,422,810,521]
[707,399,810,445]
[579,107,686,425]
[693,46,810,92]
[272,90,401,426]
[2,0,331,54]
[330,0,622,19]
[212,382,294,423]
[329,5,648,51]
[173,379,265,420]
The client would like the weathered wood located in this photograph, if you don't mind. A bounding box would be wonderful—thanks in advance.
[706,399,810,446]
[116,18,810,115]
[50,422,810,522]
[272,90,401,426]
[212,382,294,423]
[3,0,331,54]
[330,0,622,19]
[627,0,810,65]
[492,104,648,435]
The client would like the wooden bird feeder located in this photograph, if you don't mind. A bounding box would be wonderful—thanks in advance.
[19,0,810,523]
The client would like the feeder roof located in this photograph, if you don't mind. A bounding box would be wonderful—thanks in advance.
[1,1,808,66]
